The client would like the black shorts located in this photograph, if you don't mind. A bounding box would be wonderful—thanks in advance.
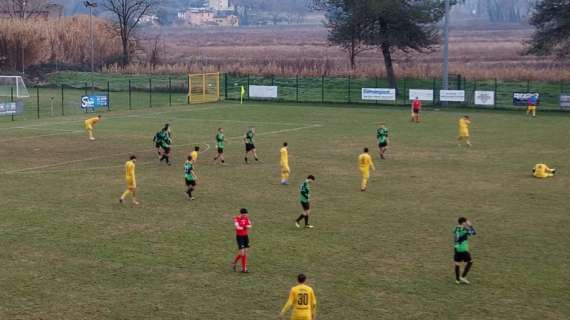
[217,148,224,154]
[454,250,472,263]
[301,201,310,210]
[155,143,160,148]
[162,146,171,154]
[236,235,250,249]
[413,109,420,114]
[185,179,196,187]
[379,142,388,148]
[245,143,255,152]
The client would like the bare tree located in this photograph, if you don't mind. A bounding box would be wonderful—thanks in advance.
[101,0,155,65]
[0,0,50,19]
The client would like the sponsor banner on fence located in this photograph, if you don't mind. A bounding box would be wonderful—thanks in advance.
[361,88,396,101]
[81,95,109,109]
[560,94,570,109]
[0,101,23,116]
[409,89,433,101]
[513,92,539,106]
[440,90,465,102]
[249,85,278,99]
[474,91,495,106]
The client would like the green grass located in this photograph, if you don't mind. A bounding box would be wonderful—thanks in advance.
[0,101,569,319]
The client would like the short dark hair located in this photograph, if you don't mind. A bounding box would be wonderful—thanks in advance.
[97,115,102,118]
[194,146,200,151]
[283,142,288,147]
[297,273,307,283]
[130,155,136,160]
[240,208,248,214]
[458,217,467,224]
[307,175,315,181]
[188,155,192,161]
[364,147,369,152]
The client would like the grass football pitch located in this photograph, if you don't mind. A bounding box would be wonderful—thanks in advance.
[0,101,568,319]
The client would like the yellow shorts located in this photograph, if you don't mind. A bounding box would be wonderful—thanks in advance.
[459,131,469,139]
[127,179,136,190]
[359,169,370,179]
[85,123,93,130]
[527,105,536,111]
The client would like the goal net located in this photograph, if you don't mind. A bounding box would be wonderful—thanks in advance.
[0,76,30,99]
[188,72,220,104]
[0,76,29,116]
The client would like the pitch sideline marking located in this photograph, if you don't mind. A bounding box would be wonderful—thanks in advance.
[3,124,322,174]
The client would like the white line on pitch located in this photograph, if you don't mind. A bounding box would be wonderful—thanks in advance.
[4,124,322,174]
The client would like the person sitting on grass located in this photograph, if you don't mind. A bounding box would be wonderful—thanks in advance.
[533,163,556,178]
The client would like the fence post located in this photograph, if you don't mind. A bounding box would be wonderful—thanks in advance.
[61,85,64,116]
[36,87,40,119]
[224,74,228,100]
[247,75,250,100]
[347,75,351,103]
[432,78,437,105]
[403,78,407,106]
[149,78,152,108]
[271,75,275,86]
[527,79,530,92]
[107,81,110,111]
[493,78,499,107]
[169,77,172,107]
[10,87,14,121]
[321,75,325,103]
[128,79,132,110]
[84,82,88,96]
[296,75,299,103]
[375,77,380,105]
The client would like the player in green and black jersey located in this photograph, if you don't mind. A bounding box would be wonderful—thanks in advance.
[453,217,477,284]
[184,155,197,200]
[244,127,259,163]
[213,128,225,164]
[377,123,389,160]
[295,175,316,229]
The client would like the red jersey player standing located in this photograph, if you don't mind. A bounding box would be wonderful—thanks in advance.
[411,97,422,123]
[232,208,252,273]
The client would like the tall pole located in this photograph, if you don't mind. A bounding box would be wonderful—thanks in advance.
[84,2,97,93]
[442,0,450,91]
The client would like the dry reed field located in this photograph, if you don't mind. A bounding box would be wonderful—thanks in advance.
[133,23,570,81]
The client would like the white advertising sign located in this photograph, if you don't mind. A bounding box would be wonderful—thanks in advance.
[409,89,434,101]
[361,88,396,101]
[474,91,495,106]
[440,90,466,102]
[249,85,278,99]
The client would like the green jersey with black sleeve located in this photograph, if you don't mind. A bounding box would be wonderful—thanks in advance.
[377,128,389,145]
[453,226,476,252]
[299,180,311,203]
[216,132,225,149]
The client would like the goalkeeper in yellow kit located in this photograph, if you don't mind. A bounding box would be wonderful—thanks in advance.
[458,115,471,147]
[119,155,139,205]
[280,142,290,185]
[279,274,317,320]
[533,163,556,178]
[358,147,375,191]
[84,115,101,141]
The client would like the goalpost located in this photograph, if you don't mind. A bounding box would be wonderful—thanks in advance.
[0,76,30,117]
[188,72,220,104]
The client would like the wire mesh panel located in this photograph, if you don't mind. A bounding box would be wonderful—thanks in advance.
[188,73,220,104]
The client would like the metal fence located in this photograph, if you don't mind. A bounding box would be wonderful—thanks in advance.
[1,74,568,122]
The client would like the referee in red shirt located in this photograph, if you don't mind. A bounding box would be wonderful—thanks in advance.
[232,208,252,273]
[411,97,422,123]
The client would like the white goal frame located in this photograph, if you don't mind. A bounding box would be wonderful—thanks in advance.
[0,76,30,99]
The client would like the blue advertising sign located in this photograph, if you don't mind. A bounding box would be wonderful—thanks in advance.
[81,95,108,109]
[0,101,23,116]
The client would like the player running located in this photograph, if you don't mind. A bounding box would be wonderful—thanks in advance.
[376,123,389,159]
[358,148,376,192]
[119,155,139,205]
[527,94,538,118]
[244,127,259,163]
[453,217,476,284]
[458,116,471,147]
[232,208,252,273]
[533,163,556,178]
[84,115,101,141]
[184,155,198,200]
[411,97,421,123]
[279,274,317,320]
[280,142,290,185]
[295,175,316,229]
[153,124,169,159]
[191,146,200,164]
[213,128,225,164]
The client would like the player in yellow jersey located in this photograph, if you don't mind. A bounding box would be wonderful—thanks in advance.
[533,163,556,178]
[191,146,200,164]
[358,147,376,192]
[279,274,317,320]
[458,115,471,147]
[119,155,139,205]
[280,142,290,185]
[84,115,101,141]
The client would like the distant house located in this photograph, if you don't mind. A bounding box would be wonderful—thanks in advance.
[177,8,239,27]
[0,3,63,20]
[208,0,231,11]
[140,14,158,25]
